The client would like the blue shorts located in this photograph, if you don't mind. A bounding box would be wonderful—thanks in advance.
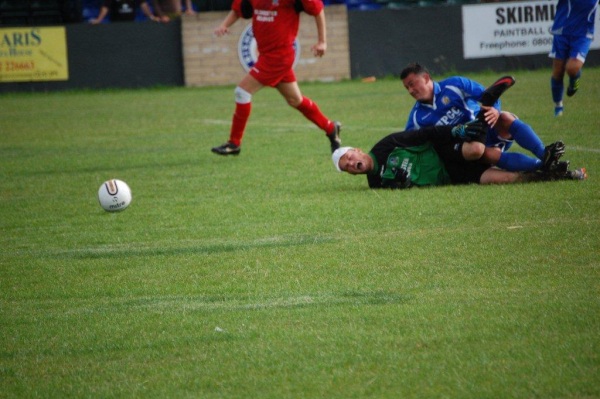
[486,127,513,152]
[549,34,593,62]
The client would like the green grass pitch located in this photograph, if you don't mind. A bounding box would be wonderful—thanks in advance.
[1,67,599,398]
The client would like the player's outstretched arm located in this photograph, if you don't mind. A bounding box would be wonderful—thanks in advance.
[311,10,327,57]
[214,10,240,37]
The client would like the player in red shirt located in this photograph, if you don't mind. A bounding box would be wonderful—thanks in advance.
[211,0,341,156]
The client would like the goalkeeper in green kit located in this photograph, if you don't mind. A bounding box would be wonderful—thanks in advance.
[332,121,587,189]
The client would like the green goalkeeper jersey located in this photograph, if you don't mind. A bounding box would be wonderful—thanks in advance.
[365,125,489,189]
[380,143,451,187]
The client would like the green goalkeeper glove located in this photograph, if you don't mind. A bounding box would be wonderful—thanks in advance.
[451,120,487,141]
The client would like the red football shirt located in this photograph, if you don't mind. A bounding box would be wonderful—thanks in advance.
[232,0,324,60]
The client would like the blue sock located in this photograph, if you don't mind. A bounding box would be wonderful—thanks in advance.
[551,77,563,103]
[496,152,542,172]
[509,119,545,159]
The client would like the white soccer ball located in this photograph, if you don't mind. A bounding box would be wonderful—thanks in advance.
[98,179,132,212]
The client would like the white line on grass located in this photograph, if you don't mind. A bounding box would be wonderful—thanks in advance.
[570,146,600,154]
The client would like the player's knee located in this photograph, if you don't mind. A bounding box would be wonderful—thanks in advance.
[235,86,252,104]
[462,142,485,161]
[565,59,584,76]
[497,112,516,133]
[481,146,502,164]
[285,95,303,108]
[499,111,515,123]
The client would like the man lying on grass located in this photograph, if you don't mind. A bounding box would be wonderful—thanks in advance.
[332,120,587,189]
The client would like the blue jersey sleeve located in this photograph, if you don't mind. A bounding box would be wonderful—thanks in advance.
[451,76,502,111]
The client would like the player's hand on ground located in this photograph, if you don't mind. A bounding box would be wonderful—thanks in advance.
[393,167,411,189]
[451,120,487,141]
[311,42,327,57]
[382,167,411,189]
[480,105,499,127]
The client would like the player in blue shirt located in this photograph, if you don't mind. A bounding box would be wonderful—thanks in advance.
[400,63,565,173]
[549,0,599,116]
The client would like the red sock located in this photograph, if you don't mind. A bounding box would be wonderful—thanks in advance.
[297,96,333,134]
[229,102,251,146]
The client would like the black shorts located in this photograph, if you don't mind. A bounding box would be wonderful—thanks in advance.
[434,141,490,185]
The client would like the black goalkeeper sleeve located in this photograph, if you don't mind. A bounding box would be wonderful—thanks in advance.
[371,125,455,153]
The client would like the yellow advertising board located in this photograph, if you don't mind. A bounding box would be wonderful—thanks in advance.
[0,27,68,82]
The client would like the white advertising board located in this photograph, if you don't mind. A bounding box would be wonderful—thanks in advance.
[462,0,600,59]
